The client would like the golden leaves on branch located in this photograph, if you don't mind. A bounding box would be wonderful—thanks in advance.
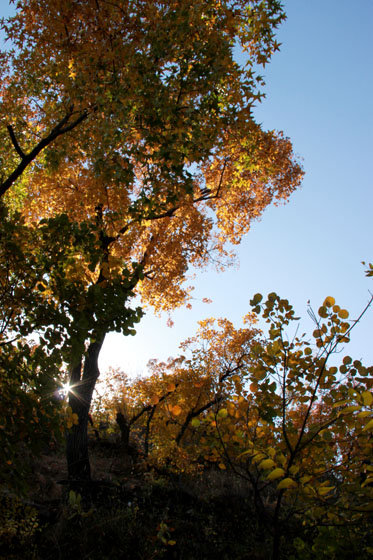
[1,0,303,313]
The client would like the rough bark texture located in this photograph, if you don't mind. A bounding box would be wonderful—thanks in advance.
[66,339,104,482]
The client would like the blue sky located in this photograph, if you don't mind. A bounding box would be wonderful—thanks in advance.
[100,0,373,376]
[2,1,372,375]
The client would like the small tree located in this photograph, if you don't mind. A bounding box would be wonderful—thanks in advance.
[102,293,373,558]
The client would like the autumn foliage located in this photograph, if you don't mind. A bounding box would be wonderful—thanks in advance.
[94,294,373,559]
[0,2,371,559]
[0,0,304,483]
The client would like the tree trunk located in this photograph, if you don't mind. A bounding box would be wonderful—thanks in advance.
[271,493,283,560]
[66,339,104,482]
[116,411,130,450]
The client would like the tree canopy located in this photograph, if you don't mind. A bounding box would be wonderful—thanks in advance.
[0,0,303,481]
[0,4,372,559]
[1,0,302,308]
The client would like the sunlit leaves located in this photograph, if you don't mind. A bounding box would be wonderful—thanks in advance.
[317,485,334,496]
[86,289,373,559]
[258,458,276,470]
[65,406,79,429]
[277,478,297,490]
[170,405,182,417]
[1,0,303,314]
[361,391,373,406]
[362,419,373,432]
[267,468,285,481]
[0,1,304,485]
[323,296,335,308]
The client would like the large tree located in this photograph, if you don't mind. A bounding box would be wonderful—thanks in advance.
[0,0,303,482]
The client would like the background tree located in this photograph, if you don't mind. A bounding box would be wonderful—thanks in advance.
[95,315,260,468]
[0,0,303,482]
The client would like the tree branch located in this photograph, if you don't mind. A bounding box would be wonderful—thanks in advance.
[7,125,26,159]
[1,109,91,198]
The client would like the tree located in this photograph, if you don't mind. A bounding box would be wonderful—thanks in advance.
[0,0,303,482]
[94,315,260,469]
[100,293,373,559]
[0,203,74,489]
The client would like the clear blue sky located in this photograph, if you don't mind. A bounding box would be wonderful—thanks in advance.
[2,1,372,375]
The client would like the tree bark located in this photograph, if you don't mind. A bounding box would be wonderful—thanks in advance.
[116,411,130,450]
[66,339,104,482]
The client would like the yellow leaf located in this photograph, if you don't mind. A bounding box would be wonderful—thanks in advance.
[218,463,226,470]
[277,453,286,466]
[252,453,266,464]
[323,296,335,308]
[277,478,297,490]
[167,383,176,393]
[362,419,373,431]
[357,411,372,418]
[267,468,285,481]
[318,486,334,496]
[300,475,312,485]
[218,408,228,418]
[258,458,276,470]
[332,400,348,408]
[289,465,299,475]
[361,475,373,488]
[191,418,200,428]
[339,405,361,415]
[150,395,160,405]
[362,391,373,406]
[338,309,349,319]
